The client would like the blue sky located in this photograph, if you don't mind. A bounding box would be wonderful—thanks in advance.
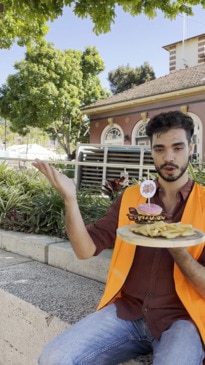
[0,5,205,90]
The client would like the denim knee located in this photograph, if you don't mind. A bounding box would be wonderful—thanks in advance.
[38,344,64,365]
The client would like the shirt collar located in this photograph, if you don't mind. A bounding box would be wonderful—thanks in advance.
[155,178,194,201]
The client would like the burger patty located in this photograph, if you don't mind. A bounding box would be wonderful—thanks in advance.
[127,213,165,224]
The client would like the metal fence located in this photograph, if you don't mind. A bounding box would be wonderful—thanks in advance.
[74,144,156,189]
[0,142,200,191]
[0,143,156,190]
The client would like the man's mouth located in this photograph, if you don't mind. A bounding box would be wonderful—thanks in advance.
[161,164,178,174]
[164,167,175,174]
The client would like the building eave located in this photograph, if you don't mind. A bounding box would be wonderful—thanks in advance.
[163,33,205,51]
[82,85,205,116]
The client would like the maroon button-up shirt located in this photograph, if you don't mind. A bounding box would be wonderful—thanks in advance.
[86,179,205,339]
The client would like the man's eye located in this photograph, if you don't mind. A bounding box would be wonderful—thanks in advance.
[174,147,183,151]
[154,148,163,153]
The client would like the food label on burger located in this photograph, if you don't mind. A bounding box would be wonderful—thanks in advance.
[140,180,156,199]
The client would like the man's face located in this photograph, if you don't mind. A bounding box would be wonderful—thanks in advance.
[151,128,192,182]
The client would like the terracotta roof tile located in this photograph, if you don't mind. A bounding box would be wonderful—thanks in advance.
[83,63,205,109]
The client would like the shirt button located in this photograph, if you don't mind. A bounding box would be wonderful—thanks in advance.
[144,308,148,312]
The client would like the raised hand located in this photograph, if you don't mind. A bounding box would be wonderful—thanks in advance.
[32,159,76,201]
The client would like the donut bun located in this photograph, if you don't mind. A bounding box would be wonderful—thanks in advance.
[137,203,162,216]
[127,203,164,224]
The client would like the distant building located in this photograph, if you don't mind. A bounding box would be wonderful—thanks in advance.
[82,33,205,163]
[163,33,205,72]
[6,144,59,160]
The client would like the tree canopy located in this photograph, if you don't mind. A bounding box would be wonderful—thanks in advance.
[0,41,109,157]
[0,1,204,48]
[108,62,156,94]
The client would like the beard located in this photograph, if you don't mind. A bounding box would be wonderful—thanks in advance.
[155,160,189,182]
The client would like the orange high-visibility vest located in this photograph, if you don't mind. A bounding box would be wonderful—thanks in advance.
[97,183,205,343]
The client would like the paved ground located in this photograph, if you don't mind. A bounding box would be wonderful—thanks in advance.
[0,232,153,365]
[0,248,104,324]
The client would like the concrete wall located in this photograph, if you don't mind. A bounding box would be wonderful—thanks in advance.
[0,230,152,365]
[0,289,68,365]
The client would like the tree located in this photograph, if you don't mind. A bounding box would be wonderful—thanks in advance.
[0,1,204,48]
[0,2,49,48]
[0,41,109,158]
[108,62,156,94]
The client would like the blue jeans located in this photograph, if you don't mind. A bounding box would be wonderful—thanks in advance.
[38,303,205,365]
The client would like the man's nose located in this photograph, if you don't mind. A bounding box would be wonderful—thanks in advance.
[163,150,175,162]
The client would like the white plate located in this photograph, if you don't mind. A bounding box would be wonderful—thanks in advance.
[117,224,205,248]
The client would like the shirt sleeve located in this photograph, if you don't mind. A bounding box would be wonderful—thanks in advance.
[86,194,123,255]
[198,247,205,266]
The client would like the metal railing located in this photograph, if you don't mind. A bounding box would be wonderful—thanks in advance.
[0,143,156,190]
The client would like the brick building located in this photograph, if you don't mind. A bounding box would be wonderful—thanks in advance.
[82,33,205,163]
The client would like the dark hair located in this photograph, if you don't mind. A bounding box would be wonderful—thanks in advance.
[145,111,194,144]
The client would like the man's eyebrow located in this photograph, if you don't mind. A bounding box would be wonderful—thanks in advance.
[152,142,186,148]
[172,142,186,147]
[152,144,164,148]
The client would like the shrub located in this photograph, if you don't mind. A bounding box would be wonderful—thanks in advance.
[188,162,205,187]
[0,161,204,239]
[0,162,111,238]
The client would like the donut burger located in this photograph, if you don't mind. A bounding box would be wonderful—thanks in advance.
[127,203,165,224]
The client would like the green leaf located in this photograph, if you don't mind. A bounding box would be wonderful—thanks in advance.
[0,41,109,158]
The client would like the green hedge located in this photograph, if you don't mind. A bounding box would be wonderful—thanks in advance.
[0,162,111,239]
[0,162,204,239]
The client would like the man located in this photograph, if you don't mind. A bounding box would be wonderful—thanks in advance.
[33,111,205,365]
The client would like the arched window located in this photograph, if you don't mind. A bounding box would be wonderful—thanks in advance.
[101,124,124,145]
[132,119,150,146]
[188,112,202,162]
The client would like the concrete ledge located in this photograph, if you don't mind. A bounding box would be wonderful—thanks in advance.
[0,230,110,283]
[48,241,111,282]
[0,230,153,364]
[0,288,68,365]
[0,230,63,263]
[0,249,104,364]
[0,284,153,365]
